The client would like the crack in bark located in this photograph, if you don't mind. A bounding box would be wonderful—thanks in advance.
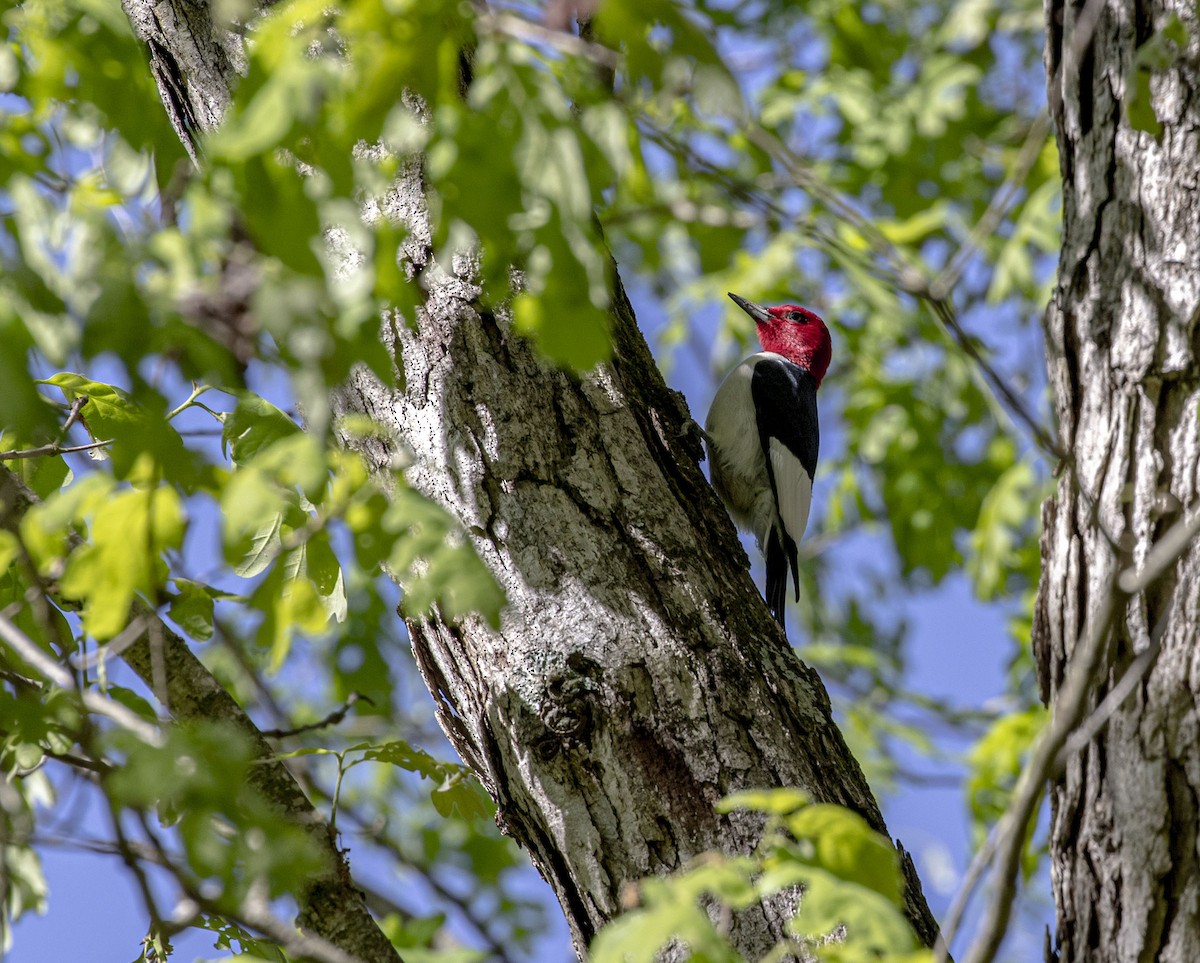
[1038,3,1200,960]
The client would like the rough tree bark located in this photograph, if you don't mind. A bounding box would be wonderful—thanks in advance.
[333,253,940,956]
[121,1,941,958]
[1036,1,1200,960]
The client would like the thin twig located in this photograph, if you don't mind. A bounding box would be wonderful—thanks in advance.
[31,831,169,861]
[1054,605,1170,767]
[0,439,113,461]
[1118,507,1200,594]
[70,615,151,671]
[60,395,89,434]
[937,829,999,960]
[129,807,365,963]
[104,788,171,943]
[40,748,111,775]
[336,797,524,963]
[930,112,1054,300]
[951,589,1117,963]
[165,382,213,421]
[262,692,374,739]
[925,296,1065,460]
[0,613,164,745]
[478,10,620,68]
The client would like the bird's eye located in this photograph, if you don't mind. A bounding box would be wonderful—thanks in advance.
[788,311,805,323]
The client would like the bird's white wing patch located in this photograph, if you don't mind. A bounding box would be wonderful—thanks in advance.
[768,438,812,545]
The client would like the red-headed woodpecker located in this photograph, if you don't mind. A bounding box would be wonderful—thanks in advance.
[705,292,831,636]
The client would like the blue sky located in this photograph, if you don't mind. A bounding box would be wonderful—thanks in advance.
[9,274,1052,963]
[5,6,1056,959]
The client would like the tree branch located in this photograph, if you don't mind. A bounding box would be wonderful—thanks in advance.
[0,466,404,963]
[943,503,1196,963]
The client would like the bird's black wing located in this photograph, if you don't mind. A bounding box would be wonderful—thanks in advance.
[751,358,820,632]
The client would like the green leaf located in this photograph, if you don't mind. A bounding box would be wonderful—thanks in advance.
[196,916,288,962]
[234,154,324,275]
[0,318,62,439]
[169,579,238,642]
[305,529,348,623]
[382,488,505,628]
[104,685,159,723]
[58,485,184,639]
[788,867,920,959]
[0,567,74,657]
[0,844,48,932]
[106,724,325,901]
[0,530,20,576]
[37,373,195,484]
[875,203,950,245]
[221,394,301,465]
[358,740,442,778]
[0,436,69,501]
[967,705,1046,830]
[718,787,810,816]
[37,373,135,438]
[430,771,494,821]
[231,504,288,578]
[356,740,494,821]
[969,458,1038,598]
[1127,14,1189,139]
[220,434,324,574]
[1127,67,1163,139]
[252,562,333,671]
[785,805,903,905]
[512,258,612,371]
[12,0,186,161]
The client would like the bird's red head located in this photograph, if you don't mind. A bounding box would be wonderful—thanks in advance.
[728,292,831,387]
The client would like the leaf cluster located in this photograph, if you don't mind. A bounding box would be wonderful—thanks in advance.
[593,788,931,963]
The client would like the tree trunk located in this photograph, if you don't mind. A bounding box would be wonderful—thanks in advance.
[122,1,940,957]
[331,177,939,958]
[1037,2,1200,960]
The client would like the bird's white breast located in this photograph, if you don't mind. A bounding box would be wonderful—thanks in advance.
[705,352,788,543]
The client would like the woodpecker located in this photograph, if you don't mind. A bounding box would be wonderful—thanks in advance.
[705,292,831,637]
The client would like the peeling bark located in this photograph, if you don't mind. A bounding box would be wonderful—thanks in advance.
[1037,2,1200,960]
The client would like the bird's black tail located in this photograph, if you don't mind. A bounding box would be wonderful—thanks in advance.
[765,525,800,638]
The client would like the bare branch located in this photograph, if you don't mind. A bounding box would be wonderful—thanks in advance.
[0,439,113,461]
[1054,607,1169,767]
[1118,507,1200,594]
[930,112,1054,300]
[60,395,88,434]
[127,809,366,963]
[262,692,374,739]
[0,613,165,745]
[477,10,620,69]
[951,589,1116,963]
[947,502,1194,963]
[103,788,171,943]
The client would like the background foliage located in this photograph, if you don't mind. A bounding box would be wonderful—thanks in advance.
[0,0,1059,959]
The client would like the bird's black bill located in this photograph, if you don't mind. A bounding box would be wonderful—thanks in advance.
[728,292,772,324]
